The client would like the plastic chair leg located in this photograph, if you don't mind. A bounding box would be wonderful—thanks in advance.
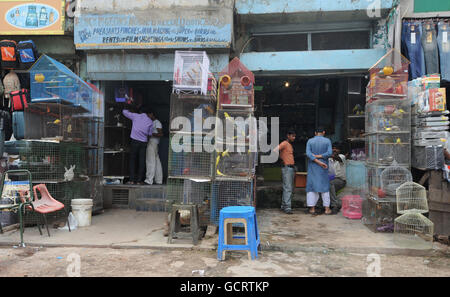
[18,204,25,247]
[65,208,71,232]
[42,214,50,237]
[217,213,225,261]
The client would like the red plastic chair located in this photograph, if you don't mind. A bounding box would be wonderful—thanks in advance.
[28,184,71,237]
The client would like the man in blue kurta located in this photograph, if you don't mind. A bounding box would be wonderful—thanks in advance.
[306,127,332,215]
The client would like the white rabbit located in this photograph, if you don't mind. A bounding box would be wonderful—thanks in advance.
[64,165,76,181]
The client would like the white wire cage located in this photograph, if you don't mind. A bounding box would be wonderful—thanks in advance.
[365,132,411,166]
[380,165,412,197]
[365,99,411,134]
[394,212,434,249]
[396,182,428,215]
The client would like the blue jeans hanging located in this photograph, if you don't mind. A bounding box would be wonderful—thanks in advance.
[403,21,426,79]
[437,21,450,82]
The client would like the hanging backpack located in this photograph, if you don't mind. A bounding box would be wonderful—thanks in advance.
[0,40,18,69]
[17,40,38,69]
[10,89,30,112]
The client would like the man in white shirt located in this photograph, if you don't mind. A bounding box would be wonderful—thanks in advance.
[144,111,163,185]
[329,144,347,213]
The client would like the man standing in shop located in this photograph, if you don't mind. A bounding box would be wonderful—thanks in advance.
[306,127,333,215]
[123,107,153,185]
[145,111,163,185]
[274,131,296,215]
[329,143,347,214]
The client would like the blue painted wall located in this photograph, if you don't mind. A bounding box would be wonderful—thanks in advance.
[236,0,394,14]
[240,49,386,73]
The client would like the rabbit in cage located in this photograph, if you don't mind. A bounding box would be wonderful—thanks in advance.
[64,165,76,181]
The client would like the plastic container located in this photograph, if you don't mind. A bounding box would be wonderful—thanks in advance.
[345,160,366,187]
[71,199,93,227]
[295,172,306,188]
[342,195,363,219]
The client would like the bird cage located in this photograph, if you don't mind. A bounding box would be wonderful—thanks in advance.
[342,195,364,219]
[173,51,210,95]
[412,145,445,170]
[365,99,411,134]
[210,178,255,225]
[218,57,255,109]
[215,109,257,148]
[365,132,411,166]
[368,49,410,100]
[215,149,257,179]
[169,93,216,133]
[380,165,412,197]
[394,213,434,249]
[396,182,428,214]
[30,55,95,113]
[168,132,215,179]
[362,196,398,232]
[166,178,211,226]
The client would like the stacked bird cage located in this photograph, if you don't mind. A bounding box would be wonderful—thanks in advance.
[209,58,257,225]
[363,49,411,232]
[394,182,433,249]
[167,51,216,227]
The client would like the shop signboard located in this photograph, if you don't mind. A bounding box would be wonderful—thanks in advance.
[74,9,232,50]
[0,0,65,35]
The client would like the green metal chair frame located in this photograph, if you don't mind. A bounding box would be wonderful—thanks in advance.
[0,170,34,247]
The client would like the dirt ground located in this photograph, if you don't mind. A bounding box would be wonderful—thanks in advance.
[1,246,449,277]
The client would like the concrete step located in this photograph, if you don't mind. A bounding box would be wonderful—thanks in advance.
[135,198,166,212]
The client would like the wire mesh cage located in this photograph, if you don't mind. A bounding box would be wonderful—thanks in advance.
[367,49,410,99]
[365,99,411,134]
[218,57,255,109]
[168,133,215,178]
[366,164,388,198]
[4,140,86,182]
[412,145,445,170]
[215,150,256,179]
[166,178,211,226]
[173,51,210,95]
[169,93,216,133]
[380,165,412,197]
[362,196,398,232]
[215,109,257,147]
[396,182,428,214]
[30,55,95,112]
[365,133,411,166]
[394,213,434,249]
[210,178,255,225]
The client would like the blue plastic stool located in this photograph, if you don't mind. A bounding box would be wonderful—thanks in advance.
[217,206,260,261]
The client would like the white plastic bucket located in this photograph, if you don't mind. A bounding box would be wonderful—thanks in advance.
[71,199,93,227]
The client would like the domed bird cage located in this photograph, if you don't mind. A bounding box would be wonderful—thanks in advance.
[218,57,254,109]
[380,164,412,197]
[368,48,410,100]
[396,182,428,214]
[394,213,434,249]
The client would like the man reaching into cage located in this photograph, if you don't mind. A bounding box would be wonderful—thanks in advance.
[273,130,296,215]
[306,127,333,215]
[122,104,153,185]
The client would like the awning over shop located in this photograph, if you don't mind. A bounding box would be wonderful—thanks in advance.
[239,49,387,76]
[86,53,230,81]
[236,0,394,23]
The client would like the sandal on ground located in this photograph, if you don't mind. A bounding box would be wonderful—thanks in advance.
[324,210,332,215]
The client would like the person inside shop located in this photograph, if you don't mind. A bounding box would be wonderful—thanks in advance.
[328,143,347,214]
[123,106,153,185]
[306,127,333,215]
[144,111,163,185]
[273,130,296,215]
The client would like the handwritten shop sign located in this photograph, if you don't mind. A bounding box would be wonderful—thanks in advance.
[0,0,65,35]
[74,11,232,50]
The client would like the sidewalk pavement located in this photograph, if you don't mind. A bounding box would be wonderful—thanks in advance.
[0,208,448,256]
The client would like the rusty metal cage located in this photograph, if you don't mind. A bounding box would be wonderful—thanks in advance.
[166,178,211,226]
[5,140,86,182]
[169,93,216,133]
[210,178,255,225]
[362,196,398,233]
[168,132,215,179]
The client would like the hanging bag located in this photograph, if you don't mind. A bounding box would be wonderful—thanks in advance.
[0,40,18,69]
[17,40,38,69]
[10,89,30,112]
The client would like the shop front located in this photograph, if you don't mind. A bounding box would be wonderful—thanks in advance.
[74,0,233,209]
